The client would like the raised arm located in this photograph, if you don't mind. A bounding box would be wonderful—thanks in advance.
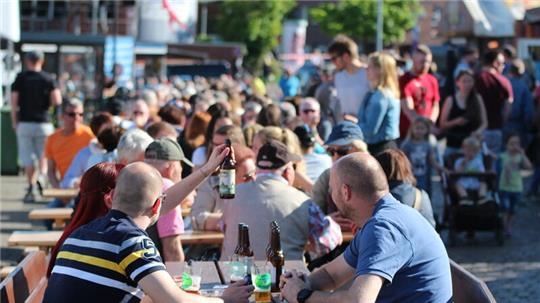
[162,144,229,216]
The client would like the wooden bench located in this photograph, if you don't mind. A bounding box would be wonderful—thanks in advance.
[0,251,49,303]
[450,259,496,303]
[28,208,73,229]
[41,188,78,200]
[8,231,62,252]
[179,230,224,245]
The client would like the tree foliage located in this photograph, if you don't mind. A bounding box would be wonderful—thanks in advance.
[310,0,421,47]
[216,0,295,74]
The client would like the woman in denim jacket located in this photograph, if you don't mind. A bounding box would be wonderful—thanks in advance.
[357,52,401,155]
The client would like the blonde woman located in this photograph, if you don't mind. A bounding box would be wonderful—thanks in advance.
[357,52,401,155]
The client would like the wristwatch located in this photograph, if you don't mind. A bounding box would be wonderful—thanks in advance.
[297,288,314,303]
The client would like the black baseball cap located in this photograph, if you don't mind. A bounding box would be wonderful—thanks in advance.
[256,140,301,169]
[25,51,44,63]
[145,138,194,167]
[325,121,364,146]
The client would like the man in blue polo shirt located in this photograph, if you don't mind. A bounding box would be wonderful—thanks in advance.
[280,152,452,303]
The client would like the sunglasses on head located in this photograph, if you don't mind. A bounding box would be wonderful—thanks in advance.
[326,146,351,157]
[66,112,83,118]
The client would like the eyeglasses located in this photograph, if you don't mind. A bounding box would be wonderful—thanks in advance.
[133,111,145,116]
[326,146,351,157]
[302,109,316,114]
[65,112,83,118]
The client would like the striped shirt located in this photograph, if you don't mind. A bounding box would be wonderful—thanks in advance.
[43,210,166,303]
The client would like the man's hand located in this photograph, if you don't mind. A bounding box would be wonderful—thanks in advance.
[221,280,254,303]
[342,114,358,124]
[202,144,232,176]
[329,212,354,231]
[280,271,308,303]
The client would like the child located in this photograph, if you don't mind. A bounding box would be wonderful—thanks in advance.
[498,133,533,236]
[401,117,445,195]
[454,136,487,201]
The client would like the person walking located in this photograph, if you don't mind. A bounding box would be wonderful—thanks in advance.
[10,51,62,202]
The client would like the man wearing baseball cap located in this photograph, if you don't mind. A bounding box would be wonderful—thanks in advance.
[144,137,193,262]
[313,122,368,233]
[221,140,316,260]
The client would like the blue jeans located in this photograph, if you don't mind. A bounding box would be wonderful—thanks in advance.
[500,191,521,215]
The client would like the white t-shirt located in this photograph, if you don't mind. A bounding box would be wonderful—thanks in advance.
[334,68,370,116]
[304,153,332,183]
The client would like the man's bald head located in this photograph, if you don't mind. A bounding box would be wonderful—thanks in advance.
[333,152,389,203]
[112,162,163,217]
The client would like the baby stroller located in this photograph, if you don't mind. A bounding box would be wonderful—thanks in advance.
[441,152,504,246]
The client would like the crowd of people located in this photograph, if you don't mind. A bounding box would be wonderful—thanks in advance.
[8,33,540,302]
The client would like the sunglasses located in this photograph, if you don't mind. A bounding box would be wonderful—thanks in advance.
[65,112,83,118]
[326,146,351,157]
[302,109,316,114]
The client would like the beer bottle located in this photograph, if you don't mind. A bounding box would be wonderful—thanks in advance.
[234,223,245,256]
[267,221,284,292]
[239,224,254,284]
[219,139,236,199]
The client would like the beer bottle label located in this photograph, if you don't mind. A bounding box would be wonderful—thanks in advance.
[219,169,235,195]
[254,273,271,291]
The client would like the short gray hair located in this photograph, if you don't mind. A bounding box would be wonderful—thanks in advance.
[62,98,83,112]
[117,129,153,164]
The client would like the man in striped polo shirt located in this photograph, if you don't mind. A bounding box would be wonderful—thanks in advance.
[43,162,253,303]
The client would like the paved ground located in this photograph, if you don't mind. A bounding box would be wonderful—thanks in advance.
[1,174,540,301]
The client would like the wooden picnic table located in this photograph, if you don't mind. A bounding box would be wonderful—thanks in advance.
[179,230,224,245]
[41,188,78,200]
[28,208,73,229]
[8,230,62,252]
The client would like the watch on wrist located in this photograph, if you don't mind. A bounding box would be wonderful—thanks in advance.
[297,288,314,303]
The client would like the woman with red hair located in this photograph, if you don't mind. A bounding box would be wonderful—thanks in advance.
[47,162,125,276]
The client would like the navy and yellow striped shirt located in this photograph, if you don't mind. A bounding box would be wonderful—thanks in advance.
[43,210,166,303]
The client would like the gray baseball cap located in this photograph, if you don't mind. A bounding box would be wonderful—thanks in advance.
[145,138,194,167]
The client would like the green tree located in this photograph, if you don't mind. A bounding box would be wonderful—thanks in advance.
[310,0,421,47]
[216,0,295,74]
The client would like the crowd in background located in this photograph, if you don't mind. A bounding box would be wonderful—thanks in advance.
[10,34,540,263]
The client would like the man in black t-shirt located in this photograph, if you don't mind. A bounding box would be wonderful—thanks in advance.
[10,51,62,202]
